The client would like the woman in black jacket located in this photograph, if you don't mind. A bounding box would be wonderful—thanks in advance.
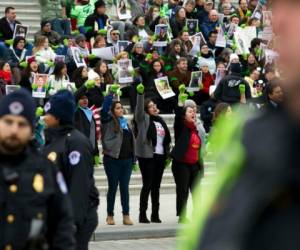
[72,66,88,89]
[134,84,171,223]
[142,59,176,113]
[171,105,203,223]
[74,91,100,161]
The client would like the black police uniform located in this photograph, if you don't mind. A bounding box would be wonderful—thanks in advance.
[0,143,75,250]
[43,125,99,250]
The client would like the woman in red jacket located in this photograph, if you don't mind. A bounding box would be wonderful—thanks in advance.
[171,104,203,223]
[192,61,215,105]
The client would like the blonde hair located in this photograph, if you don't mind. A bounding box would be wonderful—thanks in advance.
[115,51,129,61]
[33,35,47,54]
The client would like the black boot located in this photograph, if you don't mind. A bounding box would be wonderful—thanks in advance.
[151,211,162,223]
[139,211,150,223]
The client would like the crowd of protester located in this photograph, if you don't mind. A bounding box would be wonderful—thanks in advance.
[0,0,282,228]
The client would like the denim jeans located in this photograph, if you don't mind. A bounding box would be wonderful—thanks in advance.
[103,155,133,216]
[50,18,71,36]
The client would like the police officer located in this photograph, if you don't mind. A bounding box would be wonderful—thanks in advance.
[0,89,75,250]
[42,90,99,250]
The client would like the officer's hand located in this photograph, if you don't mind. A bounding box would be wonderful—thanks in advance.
[84,80,95,90]
[136,83,144,95]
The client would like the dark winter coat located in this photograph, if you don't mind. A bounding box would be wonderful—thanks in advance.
[43,125,99,226]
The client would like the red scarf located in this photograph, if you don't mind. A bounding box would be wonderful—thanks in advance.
[0,70,12,84]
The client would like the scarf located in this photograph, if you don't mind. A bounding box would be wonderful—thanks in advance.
[184,120,197,131]
[118,117,129,130]
[0,70,12,84]
[201,50,214,59]
[147,115,171,150]
[79,107,93,122]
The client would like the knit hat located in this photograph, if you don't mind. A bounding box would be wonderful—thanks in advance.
[230,63,242,74]
[44,90,76,124]
[199,60,209,68]
[94,0,105,9]
[27,56,36,65]
[88,70,100,80]
[184,99,197,108]
[0,89,36,128]
[41,20,51,29]
[75,34,86,44]
[13,36,26,48]
[229,53,239,63]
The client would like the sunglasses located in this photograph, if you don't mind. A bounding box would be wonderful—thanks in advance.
[111,33,120,36]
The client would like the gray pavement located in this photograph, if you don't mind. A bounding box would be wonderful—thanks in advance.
[89,238,177,250]
[92,165,218,241]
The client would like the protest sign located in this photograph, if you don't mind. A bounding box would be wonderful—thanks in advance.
[13,24,28,39]
[216,27,226,48]
[189,32,206,56]
[118,59,133,84]
[32,74,48,98]
[117,0,131,20]
[188,71,202,92]
[154,24,169,47]
[92,47,116,60]
[186,19,198,36]
[154,76,175,99]
[71,47,87,67]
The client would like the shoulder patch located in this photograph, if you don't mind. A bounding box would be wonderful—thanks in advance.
[56,172,68,194]
[68,151,81,165]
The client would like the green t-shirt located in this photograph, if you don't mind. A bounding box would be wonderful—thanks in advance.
[71,0,97,27]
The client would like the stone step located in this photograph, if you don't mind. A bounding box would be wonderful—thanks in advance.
[0,0,41,42]
[93,161,217,175]
[96,166,217,195]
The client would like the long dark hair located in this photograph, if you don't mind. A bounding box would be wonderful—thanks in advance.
[111,101,122,133]
[94,60,113,85]
[53,62,67,81]
[213,102,230,122]
[72,66,88,88]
